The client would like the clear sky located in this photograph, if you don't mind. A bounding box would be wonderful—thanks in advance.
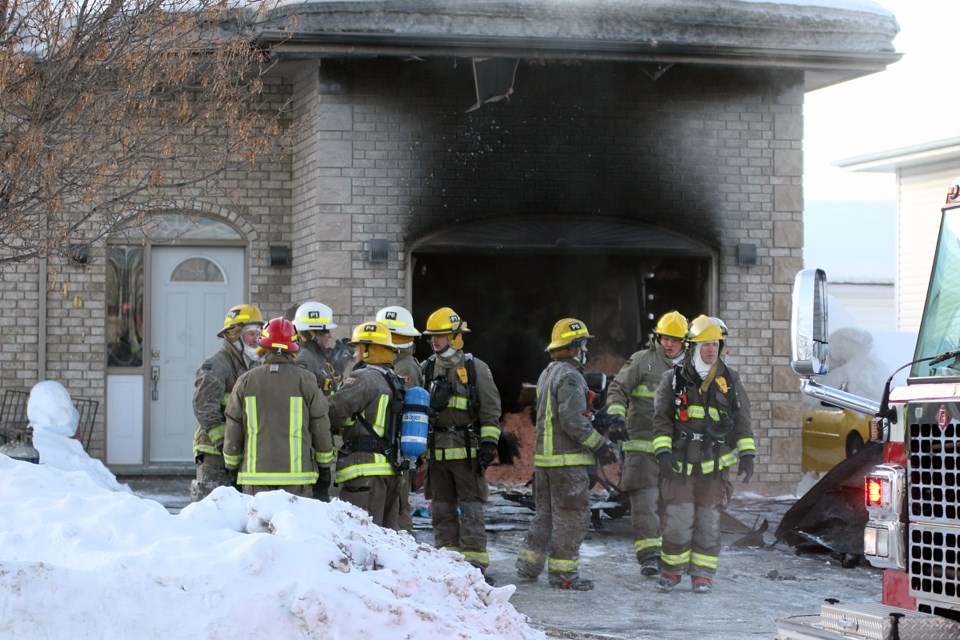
[804,1,960,201]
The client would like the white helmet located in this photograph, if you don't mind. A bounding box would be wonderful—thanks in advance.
[293,301,337,333]
[375,305,421,337]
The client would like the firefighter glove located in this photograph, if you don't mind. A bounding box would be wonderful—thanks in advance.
[595,441,619,466]
[315,467,332,502]
[226,468,239,487]
[737,455,755,483]
[478,441,498,469]
[656,450,676,475]
[606,418,628,443]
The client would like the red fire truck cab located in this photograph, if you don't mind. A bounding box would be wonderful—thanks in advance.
[776,180,960,639]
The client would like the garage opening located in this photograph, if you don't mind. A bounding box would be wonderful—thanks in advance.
[410,216,716,412]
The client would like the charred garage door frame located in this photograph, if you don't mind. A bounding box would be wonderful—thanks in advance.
[409,215,717,409]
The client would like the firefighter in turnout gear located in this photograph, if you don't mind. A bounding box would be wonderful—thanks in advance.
[376,305,423,534]
[292,301,339,397]
[223,317,334,497]
[420,307,502,577]
[328,321,407,528]
[652,315,755,593]
[190,303,264,502]
[516,319,619,591]
[605,310,689,577]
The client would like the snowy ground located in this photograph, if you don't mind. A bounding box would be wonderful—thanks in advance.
[3,381,883,640]
[125,477,883,640]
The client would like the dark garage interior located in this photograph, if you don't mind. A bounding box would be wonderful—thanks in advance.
[412,247,711,412]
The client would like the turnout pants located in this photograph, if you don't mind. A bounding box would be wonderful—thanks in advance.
[191,453,232,502]
[659,469,730,579]
[620,451,662,563]
[339,474,404,530]
[426,459,489,570]
[516,466,591,585]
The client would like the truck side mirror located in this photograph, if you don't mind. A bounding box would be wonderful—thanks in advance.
[790,268,829,376]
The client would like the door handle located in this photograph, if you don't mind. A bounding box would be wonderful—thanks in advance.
[151,366,160,401]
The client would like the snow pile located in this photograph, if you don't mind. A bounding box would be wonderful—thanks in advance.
[1,384,542,640]
[27,380,79,436]
[27,380,130,493]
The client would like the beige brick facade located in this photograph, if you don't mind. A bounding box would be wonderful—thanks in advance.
[2,14,893,497]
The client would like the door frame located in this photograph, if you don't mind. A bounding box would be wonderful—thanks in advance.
[106,228,249,472]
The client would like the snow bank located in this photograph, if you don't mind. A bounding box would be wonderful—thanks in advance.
[2,378,541,640]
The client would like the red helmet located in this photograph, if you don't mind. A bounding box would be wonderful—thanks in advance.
[259,317,299,353]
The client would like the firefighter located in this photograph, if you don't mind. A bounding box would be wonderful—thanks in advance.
[652,315,756,593]
[420,306,502,579]
[222,317,334,497]
[328,321,407,528]
[516,318,619,591]
[292,301,339,397]
[604,310,689,577]
[375,305,423,534]
[190,303,264,502]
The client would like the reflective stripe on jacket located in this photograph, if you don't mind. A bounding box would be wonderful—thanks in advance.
[193,340,251,457]
[534,359,607,467]
[421,351,502,458]
[329,364,403,482]
[606,341,675,456]
[651,357,754,475]
[222,352,333,485]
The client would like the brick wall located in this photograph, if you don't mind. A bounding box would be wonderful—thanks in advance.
[299,58,805,494]
[2,56,807,492]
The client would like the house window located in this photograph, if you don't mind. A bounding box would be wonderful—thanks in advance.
[170,257,226,283]
[106,246,144,368]
[114,213,241,241]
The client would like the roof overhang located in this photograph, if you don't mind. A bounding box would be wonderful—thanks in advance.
[255,1,902,91]
[837,138,960,173]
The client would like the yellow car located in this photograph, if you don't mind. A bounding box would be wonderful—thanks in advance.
[801,403,871,473]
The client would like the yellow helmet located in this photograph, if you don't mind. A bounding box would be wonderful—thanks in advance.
[422,307,470,335]
[546,318,593,352]
[218,303,263,337]
[686,315,727,343]
[654,311,689,339]
[349,321,399,352]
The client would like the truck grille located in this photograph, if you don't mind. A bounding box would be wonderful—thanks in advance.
[908,422,959,522]
[908,419,960,607]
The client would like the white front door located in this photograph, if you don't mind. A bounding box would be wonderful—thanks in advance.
[150,247,245,462]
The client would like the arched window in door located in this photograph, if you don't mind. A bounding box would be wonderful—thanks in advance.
[106,214,242,369]
[170,257,227,283]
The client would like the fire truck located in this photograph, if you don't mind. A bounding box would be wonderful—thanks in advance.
[776,180,960,640]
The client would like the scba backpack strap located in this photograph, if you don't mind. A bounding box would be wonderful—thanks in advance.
[351,365,409,472]
[424,354,479,422]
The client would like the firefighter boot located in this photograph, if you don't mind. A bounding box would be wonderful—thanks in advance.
[692,577,713,593]
[655,572,681,592]
[640,557,660,578]
[550,577,593,591]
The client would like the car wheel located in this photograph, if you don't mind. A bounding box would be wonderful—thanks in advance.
[846,432,865,458]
